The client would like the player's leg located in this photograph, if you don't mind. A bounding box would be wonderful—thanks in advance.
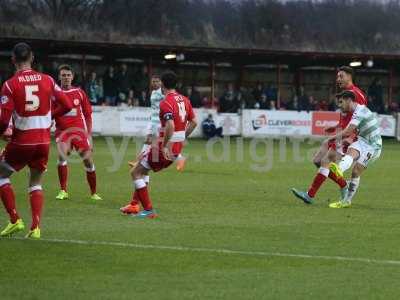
[312,139,330,168]
[130,163,157,218]
[26,168,44,239]
[0,144,29,236]
[56,141,71,200]
[25,144,51,238]
[138,134,152,188]
[292,149,347,204]
[330,147,360,177]
[124,134,152,212]
[0,163,24,237]
[129,134,152,169]
[329,160,364,209]
[346,164,364,203]
[176,153,186,172]
[345,145,381,204]
[80,150,101,201]
[330,143,380,208]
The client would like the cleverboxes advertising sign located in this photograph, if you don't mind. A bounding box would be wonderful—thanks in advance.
[242,110,312,137]
[311,111,340,136]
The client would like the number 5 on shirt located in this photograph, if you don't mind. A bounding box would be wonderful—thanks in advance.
[25,85,40,111]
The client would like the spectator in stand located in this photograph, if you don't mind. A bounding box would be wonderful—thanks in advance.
[86,71,102,105]
[202,96,219,110]
[258,93,269,109]
[252,83,264,103]
[265,82,278,104]
[328,96,337,111]
[308,95,317,111]
[388,100,399,115]
[282,87,297,110]
[219,83,238,112]
[103,66,118,106]
[238,86,255,110]
[298,86,310,111]
[189,85,202,108]
[139,90,149,107]
[315,99,329,111]
[116,63,132,104]
[368,78,385,113]
[121,89,138,107]
[202,114,223,140]
[134,65,149,97]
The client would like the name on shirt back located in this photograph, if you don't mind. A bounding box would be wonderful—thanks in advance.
[18,74,42,82]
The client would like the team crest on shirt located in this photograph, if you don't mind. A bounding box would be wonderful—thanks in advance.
[73,99,80,106]
[0,95,8,104]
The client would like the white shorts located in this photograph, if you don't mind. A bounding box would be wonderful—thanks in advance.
[349,140,381,167]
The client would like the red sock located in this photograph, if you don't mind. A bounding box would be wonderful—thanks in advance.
[58,164,68,191]
[29,189,44,230]
[136,187,152,210]
[86,171,97,195]
[308,173,327,198]
[0,183,19,223]
[328,172,347,188]
[130,191,139,206]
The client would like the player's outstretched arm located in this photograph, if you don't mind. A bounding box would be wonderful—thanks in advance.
[162,120,175,160]
[51,79,73,118]
[329,124,357,142]
[81,90,93,135]
[0,84,14,135]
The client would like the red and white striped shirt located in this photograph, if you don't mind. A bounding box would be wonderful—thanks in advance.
[54,87,92,135]
[0,69,71,145]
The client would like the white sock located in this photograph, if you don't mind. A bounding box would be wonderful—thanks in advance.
[338,155,354,173]
[176,154,184,160]
[319,167,330,177]
[346,177,360,202]
[134,179,146,190]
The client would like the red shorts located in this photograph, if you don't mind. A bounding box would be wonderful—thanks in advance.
[1,143,50,172]
[141,146,174,172]
[55,130,91,153]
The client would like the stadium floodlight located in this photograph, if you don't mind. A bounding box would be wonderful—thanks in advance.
[165,53,177,60]
[366,59,374,68]
[349,61,362,67]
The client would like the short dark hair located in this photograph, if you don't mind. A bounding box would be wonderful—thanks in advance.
[58,64,74,74]
[338,66,354,78]
[161,71,178,89]
[336,90,356,101]
[151,74,161,79]
[12,42,32,63]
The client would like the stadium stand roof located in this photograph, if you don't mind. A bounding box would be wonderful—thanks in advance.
[1,37,400,69]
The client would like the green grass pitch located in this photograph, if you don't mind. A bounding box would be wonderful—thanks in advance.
[0,137,399,300]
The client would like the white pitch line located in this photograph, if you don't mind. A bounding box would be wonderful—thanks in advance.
[8,237,400,267]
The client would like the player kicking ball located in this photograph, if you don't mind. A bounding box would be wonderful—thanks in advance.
[128,75,187,171]
[291,91,380,206]
[328,91,382,208]
[54,65,102,202]
[120,71,197,218]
